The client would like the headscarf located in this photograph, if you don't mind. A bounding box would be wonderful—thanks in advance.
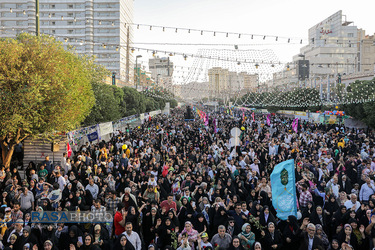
[254,242,261,248]
[202,204,210,224]
[268,222,275,239]
[344,224,352,231]
[241,223,252,238]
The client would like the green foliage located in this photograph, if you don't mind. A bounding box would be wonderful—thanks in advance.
[83,82,125,125]
[0,33,95,138]
[342,78,375,128]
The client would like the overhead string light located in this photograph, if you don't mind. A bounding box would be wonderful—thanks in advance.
[126,23,306,42]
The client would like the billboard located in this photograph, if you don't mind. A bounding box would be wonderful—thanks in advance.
[308,11,342,42]
[297,60,309,80]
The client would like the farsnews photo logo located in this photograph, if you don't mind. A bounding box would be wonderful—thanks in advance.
[30,211,113,223]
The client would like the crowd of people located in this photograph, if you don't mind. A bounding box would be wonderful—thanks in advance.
[0,107,375,250]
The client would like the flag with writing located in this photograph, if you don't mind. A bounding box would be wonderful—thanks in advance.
[270,159,297,220]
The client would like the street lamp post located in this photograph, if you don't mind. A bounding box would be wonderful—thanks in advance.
[36,0,40,36]
[135,55,142,90]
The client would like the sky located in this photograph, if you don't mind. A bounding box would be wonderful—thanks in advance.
[132,0,375,84]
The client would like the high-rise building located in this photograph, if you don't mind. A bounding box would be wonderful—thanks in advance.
[148,56,174,80]
[0,0,134,85]
[358,31,375,73]
[208,67,258,98]
[299,10,358,78]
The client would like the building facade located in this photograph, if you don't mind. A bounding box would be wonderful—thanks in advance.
[271,10,375,89]
[358,31,375,73]
[208,67,258,98]
[148,57,174,80]
[0,0,134,85]
[301,10,358,77]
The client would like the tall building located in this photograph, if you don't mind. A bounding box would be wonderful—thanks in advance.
[208,67,229,99]
[299,10,358,78]
[148,56,174,80]
[208,67,258,98]
[0,0,134,85]
[358,31,375,73]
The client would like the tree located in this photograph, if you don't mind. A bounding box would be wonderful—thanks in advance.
[83,82,125,125]
[0,34,95,168]
[343,78,375,128]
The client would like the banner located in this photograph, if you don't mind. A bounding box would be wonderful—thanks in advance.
[266,114,271,126]
[292,118,298,133]
[98,122,113,136]
[87,131,99,142]
[270,159,297,220]
[252,112,255,122]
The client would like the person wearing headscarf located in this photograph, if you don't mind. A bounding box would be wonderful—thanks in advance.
[58,225,83,250]
[193,213,208,234]
[157,218,177,249]
[282,215,299,249]
[348,218,367,249]
[254,241,262,250]
[90,224,110,250]
[19,225,38,247]
[201,204,211,225]
[126,206,140,234]
[43,240,58,250]
[212,206,228,236]
[113,235,135,250]
[142,206,160,246]
[259,206,276,226]
[41,224,58,248]
[178,221,198,249]
[309,206,327,229]
[328,239,339,250]
[337,224,359,250]
[238,223,255,250]
[332,205,348,229]
[260,222,282,250]
[315,224,329,249]
[228,236,245,250]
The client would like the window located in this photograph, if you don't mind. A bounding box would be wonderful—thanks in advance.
[52,30,55,34]
[348,33,354,37]
[68,21,73,25]
[52,21,55,25]
[68,30,73,34]
[68,5,73,9]
[67,13,73,17]
[51,4,55,9]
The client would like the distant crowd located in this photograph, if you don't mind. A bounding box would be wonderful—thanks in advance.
[0,107,375,250]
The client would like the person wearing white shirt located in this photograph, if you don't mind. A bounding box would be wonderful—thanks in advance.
[122,222,142,250]
[326,176,339,198]
[86,178,99,199]
[55,171,66,191]
[344,194,361,212]
[250,159,260,175]
[239,156,247,169]
[226,159,236,174]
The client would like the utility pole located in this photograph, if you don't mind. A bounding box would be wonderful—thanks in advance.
[36,0,40,36]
